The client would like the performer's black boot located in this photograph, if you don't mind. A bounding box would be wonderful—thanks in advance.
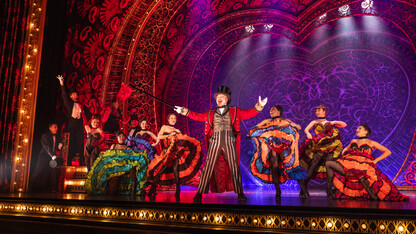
[148,183,157,197]
[238,193,247,202]
[299,179,309,198]
[274,183,281,200]
[193,192,202,203]
[326,177,336,199]
[175,184,180,199]
[297,180,309,199]
[359,177,378,200]
[173,161,180,200]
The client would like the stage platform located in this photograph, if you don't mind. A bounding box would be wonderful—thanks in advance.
[0,188,415,233]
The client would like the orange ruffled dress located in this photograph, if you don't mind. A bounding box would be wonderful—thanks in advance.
[147,134,203,186]
[333,143,409,201]
[248,119,307,183]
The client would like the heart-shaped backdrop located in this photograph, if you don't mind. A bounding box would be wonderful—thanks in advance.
[165,17,416,187]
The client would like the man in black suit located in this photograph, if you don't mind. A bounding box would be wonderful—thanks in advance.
[30,122,63,192]
[57,75,86,166]
[128,114,140,138]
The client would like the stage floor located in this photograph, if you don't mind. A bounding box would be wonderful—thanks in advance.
[3,187,416,210]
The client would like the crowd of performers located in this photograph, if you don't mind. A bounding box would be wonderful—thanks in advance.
[29,75,409,203]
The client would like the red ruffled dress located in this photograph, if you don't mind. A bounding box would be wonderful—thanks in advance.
[147,134,203,186]
[333,142,409,201]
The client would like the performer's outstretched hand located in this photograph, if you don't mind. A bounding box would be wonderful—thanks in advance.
[259,96,268,107]
[56,75,64,86]
[174,106,183,114]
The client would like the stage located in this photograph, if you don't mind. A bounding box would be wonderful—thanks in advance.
[0,188,415,233]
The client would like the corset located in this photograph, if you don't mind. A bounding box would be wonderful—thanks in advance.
[86,132,101,149]
[349,142,373,155]
[135,132,150,140]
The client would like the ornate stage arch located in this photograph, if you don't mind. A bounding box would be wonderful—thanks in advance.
[56,0,416,189]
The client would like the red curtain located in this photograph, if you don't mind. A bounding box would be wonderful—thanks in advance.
[0,0,29,192]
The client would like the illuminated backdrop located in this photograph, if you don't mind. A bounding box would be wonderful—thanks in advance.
[60,0,416,189]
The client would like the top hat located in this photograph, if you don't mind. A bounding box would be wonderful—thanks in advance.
[69,88,78,94]
[49,157,64,168]
[131,114,139,121]
[214,86,232,103]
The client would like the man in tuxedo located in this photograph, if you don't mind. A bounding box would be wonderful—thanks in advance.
[57,75,85,166]
[128,114,140,138]
[175,86,267,203]
[30,122,63,192]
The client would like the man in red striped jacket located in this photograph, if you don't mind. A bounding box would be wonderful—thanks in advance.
[175,86,267,203]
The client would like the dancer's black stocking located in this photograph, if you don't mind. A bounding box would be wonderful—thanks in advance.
[172,154,180,198]
[269,151,281,199]
[304,152,324,186]
[149,150,181,197]
[359,177,378,200]
[325,160,345,198]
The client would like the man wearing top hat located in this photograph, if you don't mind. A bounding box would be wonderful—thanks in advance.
[175,86,268,202]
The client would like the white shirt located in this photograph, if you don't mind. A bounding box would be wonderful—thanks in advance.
[71,103,82,119]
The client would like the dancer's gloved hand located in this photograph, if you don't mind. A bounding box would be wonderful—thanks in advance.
[174,106,182,114]
[56,75,64,86]
[259,96,268,107]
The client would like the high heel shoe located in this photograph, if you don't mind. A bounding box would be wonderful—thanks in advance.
[298,180,310,199]
[326,180,337,199]
[359,177,378,200]
[274,183,281,200]
[148,183,157,197]
[175,185,180,199]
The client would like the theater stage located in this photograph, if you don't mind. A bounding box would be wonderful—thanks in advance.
[0,187,415,233]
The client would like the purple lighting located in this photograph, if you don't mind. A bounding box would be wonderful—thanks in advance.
[178,16,416,188]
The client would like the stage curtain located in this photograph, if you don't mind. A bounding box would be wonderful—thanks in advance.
[0,0,29,192]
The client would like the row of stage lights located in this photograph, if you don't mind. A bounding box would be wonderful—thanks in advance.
[13,0,44,193]
[245,0,375,33]
[0,203,411,233]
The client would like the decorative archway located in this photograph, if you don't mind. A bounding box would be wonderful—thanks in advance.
[98,0,416,186]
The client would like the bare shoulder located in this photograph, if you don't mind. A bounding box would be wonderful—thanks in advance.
[309,120,317,125]
[367,139,379,147]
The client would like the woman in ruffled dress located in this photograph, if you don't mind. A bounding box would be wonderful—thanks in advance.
[147,113,203,200]
[299,104,347,197]
[326,124,409,201]
[249,105,308,200]
[84,117,104,171]
[125,119,159,162]
[85,131,149,196]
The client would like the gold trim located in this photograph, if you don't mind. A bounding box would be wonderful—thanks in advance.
[10,0,47,192]
[0,202,414,233]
